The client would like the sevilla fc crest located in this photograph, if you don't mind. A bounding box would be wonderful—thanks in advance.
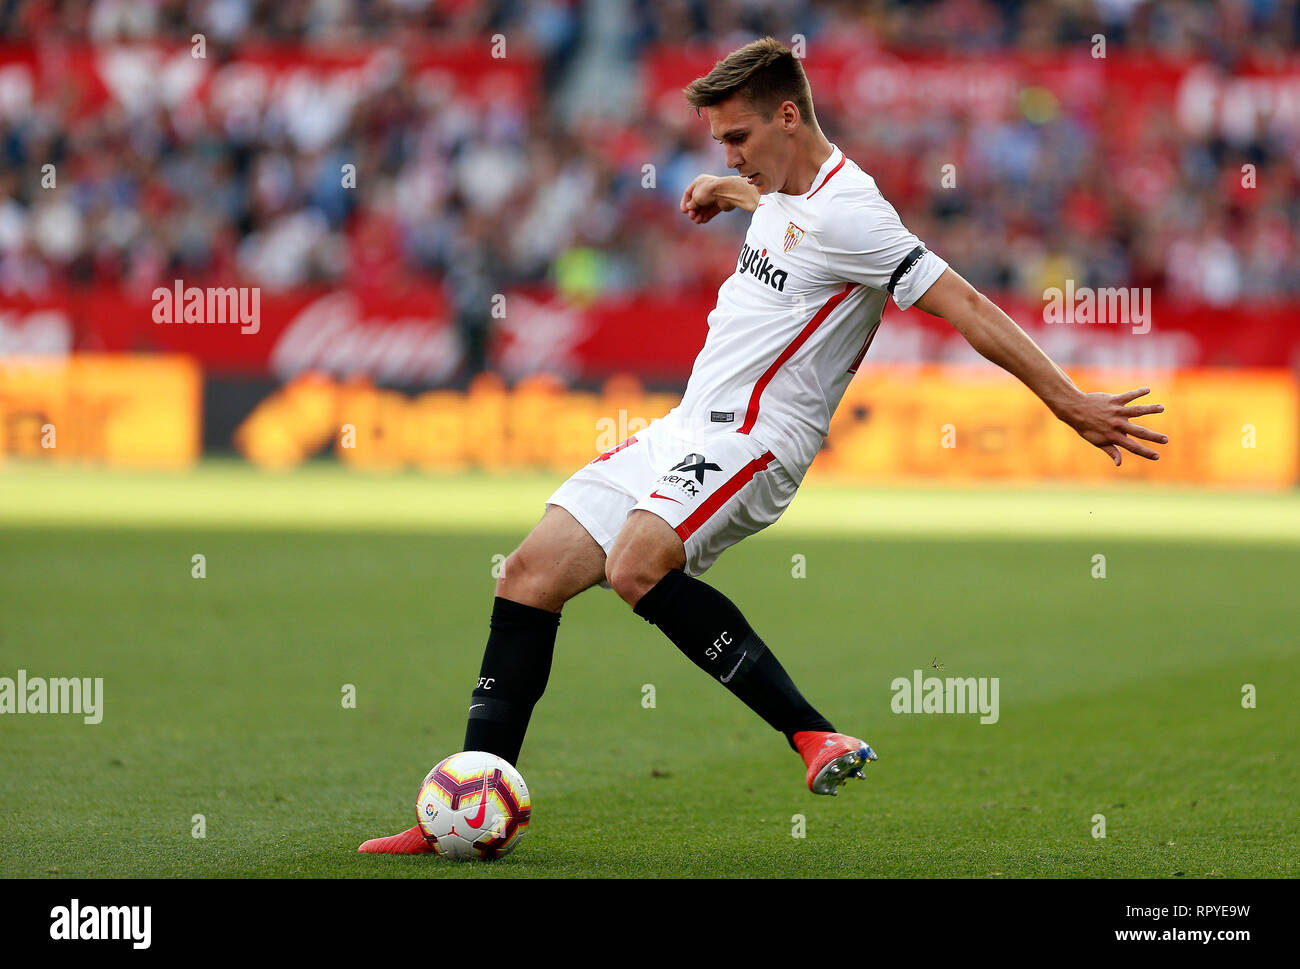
[783,221,806,253]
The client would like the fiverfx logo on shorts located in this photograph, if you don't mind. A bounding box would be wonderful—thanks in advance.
[670,454,721,483]
[650,453,721,503]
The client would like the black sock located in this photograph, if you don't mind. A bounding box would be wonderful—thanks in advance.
[632,569,834,749]
[463,596,560,767]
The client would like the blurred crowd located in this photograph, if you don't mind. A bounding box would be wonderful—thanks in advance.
[3,0,1296,54]
[1,0,1298,309]
[0,0,575,43]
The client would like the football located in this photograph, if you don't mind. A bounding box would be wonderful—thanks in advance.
[415,751,532,861]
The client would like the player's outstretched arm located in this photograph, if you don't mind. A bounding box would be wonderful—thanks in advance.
[680,174,760,224]
[913,268,1168,467]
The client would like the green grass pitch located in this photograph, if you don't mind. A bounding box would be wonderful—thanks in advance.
[1,464,1297,878]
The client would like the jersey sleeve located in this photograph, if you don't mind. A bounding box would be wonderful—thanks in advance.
[819,192,949,310]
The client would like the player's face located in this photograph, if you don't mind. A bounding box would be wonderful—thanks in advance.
[706,96,795,195]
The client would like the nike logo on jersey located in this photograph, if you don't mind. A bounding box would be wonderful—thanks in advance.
[650,491,682,503]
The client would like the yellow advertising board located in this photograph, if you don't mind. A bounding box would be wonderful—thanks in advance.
[236,367,1298,487]
[0,356,201,469]
[819,367,1298,486]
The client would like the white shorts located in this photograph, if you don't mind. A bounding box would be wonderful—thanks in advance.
[545,418,799,584]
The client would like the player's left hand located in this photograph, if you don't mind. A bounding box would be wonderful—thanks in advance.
[680,174,727,224]
[679,174,759,223]
[1059,387,1167,466]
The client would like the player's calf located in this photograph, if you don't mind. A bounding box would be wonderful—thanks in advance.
[632,567,836,747]
[464,505,607,765]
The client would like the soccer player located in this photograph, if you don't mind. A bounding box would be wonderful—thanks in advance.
[361,37,1167,853]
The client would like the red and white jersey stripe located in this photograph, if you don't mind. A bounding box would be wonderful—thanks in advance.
[660,145,948,483]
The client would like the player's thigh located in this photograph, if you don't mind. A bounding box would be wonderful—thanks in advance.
[545,423,665,592]
[498,504,607,609]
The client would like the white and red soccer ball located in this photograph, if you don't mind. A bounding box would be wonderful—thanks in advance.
[416,751,531,861]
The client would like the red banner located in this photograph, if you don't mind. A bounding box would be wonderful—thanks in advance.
[0,284,465,384]
[3,286,1298,382]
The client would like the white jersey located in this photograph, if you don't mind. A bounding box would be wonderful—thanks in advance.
[660,144,949,484]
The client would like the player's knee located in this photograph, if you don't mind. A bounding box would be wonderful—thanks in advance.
[604,556,639,606]
[497,540,599,612]
[606,547,673,608]
[496,547,542,601]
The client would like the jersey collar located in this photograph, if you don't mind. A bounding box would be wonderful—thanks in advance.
[802,144,844,199]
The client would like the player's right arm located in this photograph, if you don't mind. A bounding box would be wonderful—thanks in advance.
[680,174,760,224]
[913,269,1168,466]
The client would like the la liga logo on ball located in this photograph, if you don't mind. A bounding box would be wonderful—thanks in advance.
[416,751,531,861]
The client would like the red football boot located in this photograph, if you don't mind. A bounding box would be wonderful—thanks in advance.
[357,824,434,854]
[793,731,878,795]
